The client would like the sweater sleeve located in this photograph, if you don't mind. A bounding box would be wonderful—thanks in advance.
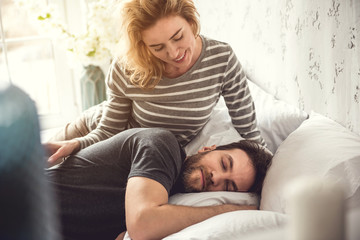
[221,48,266,147]
[76,60,132,149]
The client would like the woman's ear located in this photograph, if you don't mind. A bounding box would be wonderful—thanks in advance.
[198,145,216,153]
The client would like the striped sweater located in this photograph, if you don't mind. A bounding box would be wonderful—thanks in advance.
[76,36,265,149]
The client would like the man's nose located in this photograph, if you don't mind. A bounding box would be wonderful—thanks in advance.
[210,171,224,190]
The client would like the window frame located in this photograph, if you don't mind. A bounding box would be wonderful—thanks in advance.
[0,0,85,130]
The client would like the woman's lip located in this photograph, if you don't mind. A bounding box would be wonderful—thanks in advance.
[174,51,186,62]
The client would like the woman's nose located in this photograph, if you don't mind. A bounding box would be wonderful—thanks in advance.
[167,44,178,58]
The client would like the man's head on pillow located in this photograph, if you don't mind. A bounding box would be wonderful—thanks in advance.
[181,140,273,195]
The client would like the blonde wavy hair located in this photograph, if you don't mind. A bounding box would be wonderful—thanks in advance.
[116,0,200,89]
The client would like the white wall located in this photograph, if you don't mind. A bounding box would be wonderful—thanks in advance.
[195,0,360,135]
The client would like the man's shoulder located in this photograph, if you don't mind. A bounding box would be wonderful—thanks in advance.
[127,128,185,194]
[128,128,179,145]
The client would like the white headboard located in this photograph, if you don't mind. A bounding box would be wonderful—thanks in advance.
[195,0,360,135]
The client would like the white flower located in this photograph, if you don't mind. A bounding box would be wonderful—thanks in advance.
[15,0,118,66]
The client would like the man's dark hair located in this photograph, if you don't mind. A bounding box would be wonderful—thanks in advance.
[205,140,273,195]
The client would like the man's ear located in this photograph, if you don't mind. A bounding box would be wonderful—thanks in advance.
[198,145,216,153]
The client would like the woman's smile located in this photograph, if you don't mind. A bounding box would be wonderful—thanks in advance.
[174,51,186,63]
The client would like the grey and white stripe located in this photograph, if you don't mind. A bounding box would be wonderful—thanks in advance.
[76,36,265,149]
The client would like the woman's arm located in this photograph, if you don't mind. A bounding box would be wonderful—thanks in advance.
[75,60,132,149]
[221,48,266,146]
[125,177,257,240]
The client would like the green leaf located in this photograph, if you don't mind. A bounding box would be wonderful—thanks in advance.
[37,13,51,21]
[87,50,96,57]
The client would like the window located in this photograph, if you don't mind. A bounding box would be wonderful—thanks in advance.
[0,0,80,130]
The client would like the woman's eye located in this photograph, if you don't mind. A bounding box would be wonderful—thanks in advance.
[154,47,163,52]
[174,35,183,41]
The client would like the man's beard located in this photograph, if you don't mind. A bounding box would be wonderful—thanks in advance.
[180,154,211,192]
[181,165,201,192]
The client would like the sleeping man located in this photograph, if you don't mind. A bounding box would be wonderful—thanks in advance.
[46,128,272,240]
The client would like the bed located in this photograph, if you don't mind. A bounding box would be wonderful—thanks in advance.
[36,0,359,238]
[2,77,358,240]
[121,80,360,240]
[130,0,360,239]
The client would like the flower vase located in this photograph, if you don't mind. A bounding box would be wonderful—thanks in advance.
[80,65,106,111]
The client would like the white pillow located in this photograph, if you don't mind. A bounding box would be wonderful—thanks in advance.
[169,191,259,207]
[260,112,360,212]
[165,192,284,240]
[123,210,288,240]
[247,80,308,154]
[184,96,243,155]
[163,210,288,240]
[184,80,308,155]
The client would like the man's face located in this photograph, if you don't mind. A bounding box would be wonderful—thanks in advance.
[181,148,256,193]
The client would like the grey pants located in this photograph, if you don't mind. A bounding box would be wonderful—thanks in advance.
[46,131,132,240]
[46,128,181,240]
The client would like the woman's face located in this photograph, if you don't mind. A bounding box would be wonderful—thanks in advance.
[141,15,201,76]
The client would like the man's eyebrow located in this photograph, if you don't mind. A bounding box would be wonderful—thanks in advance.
[228,155,233,170]
[148,28,182,48]
[232,181,238,192]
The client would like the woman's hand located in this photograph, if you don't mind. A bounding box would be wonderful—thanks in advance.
[44,140,81,166]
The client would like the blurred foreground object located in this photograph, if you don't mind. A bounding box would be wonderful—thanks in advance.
[286,176,345,240]
[0,83,61,240]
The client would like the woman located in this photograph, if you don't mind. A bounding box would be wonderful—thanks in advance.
[47,0,265,165]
